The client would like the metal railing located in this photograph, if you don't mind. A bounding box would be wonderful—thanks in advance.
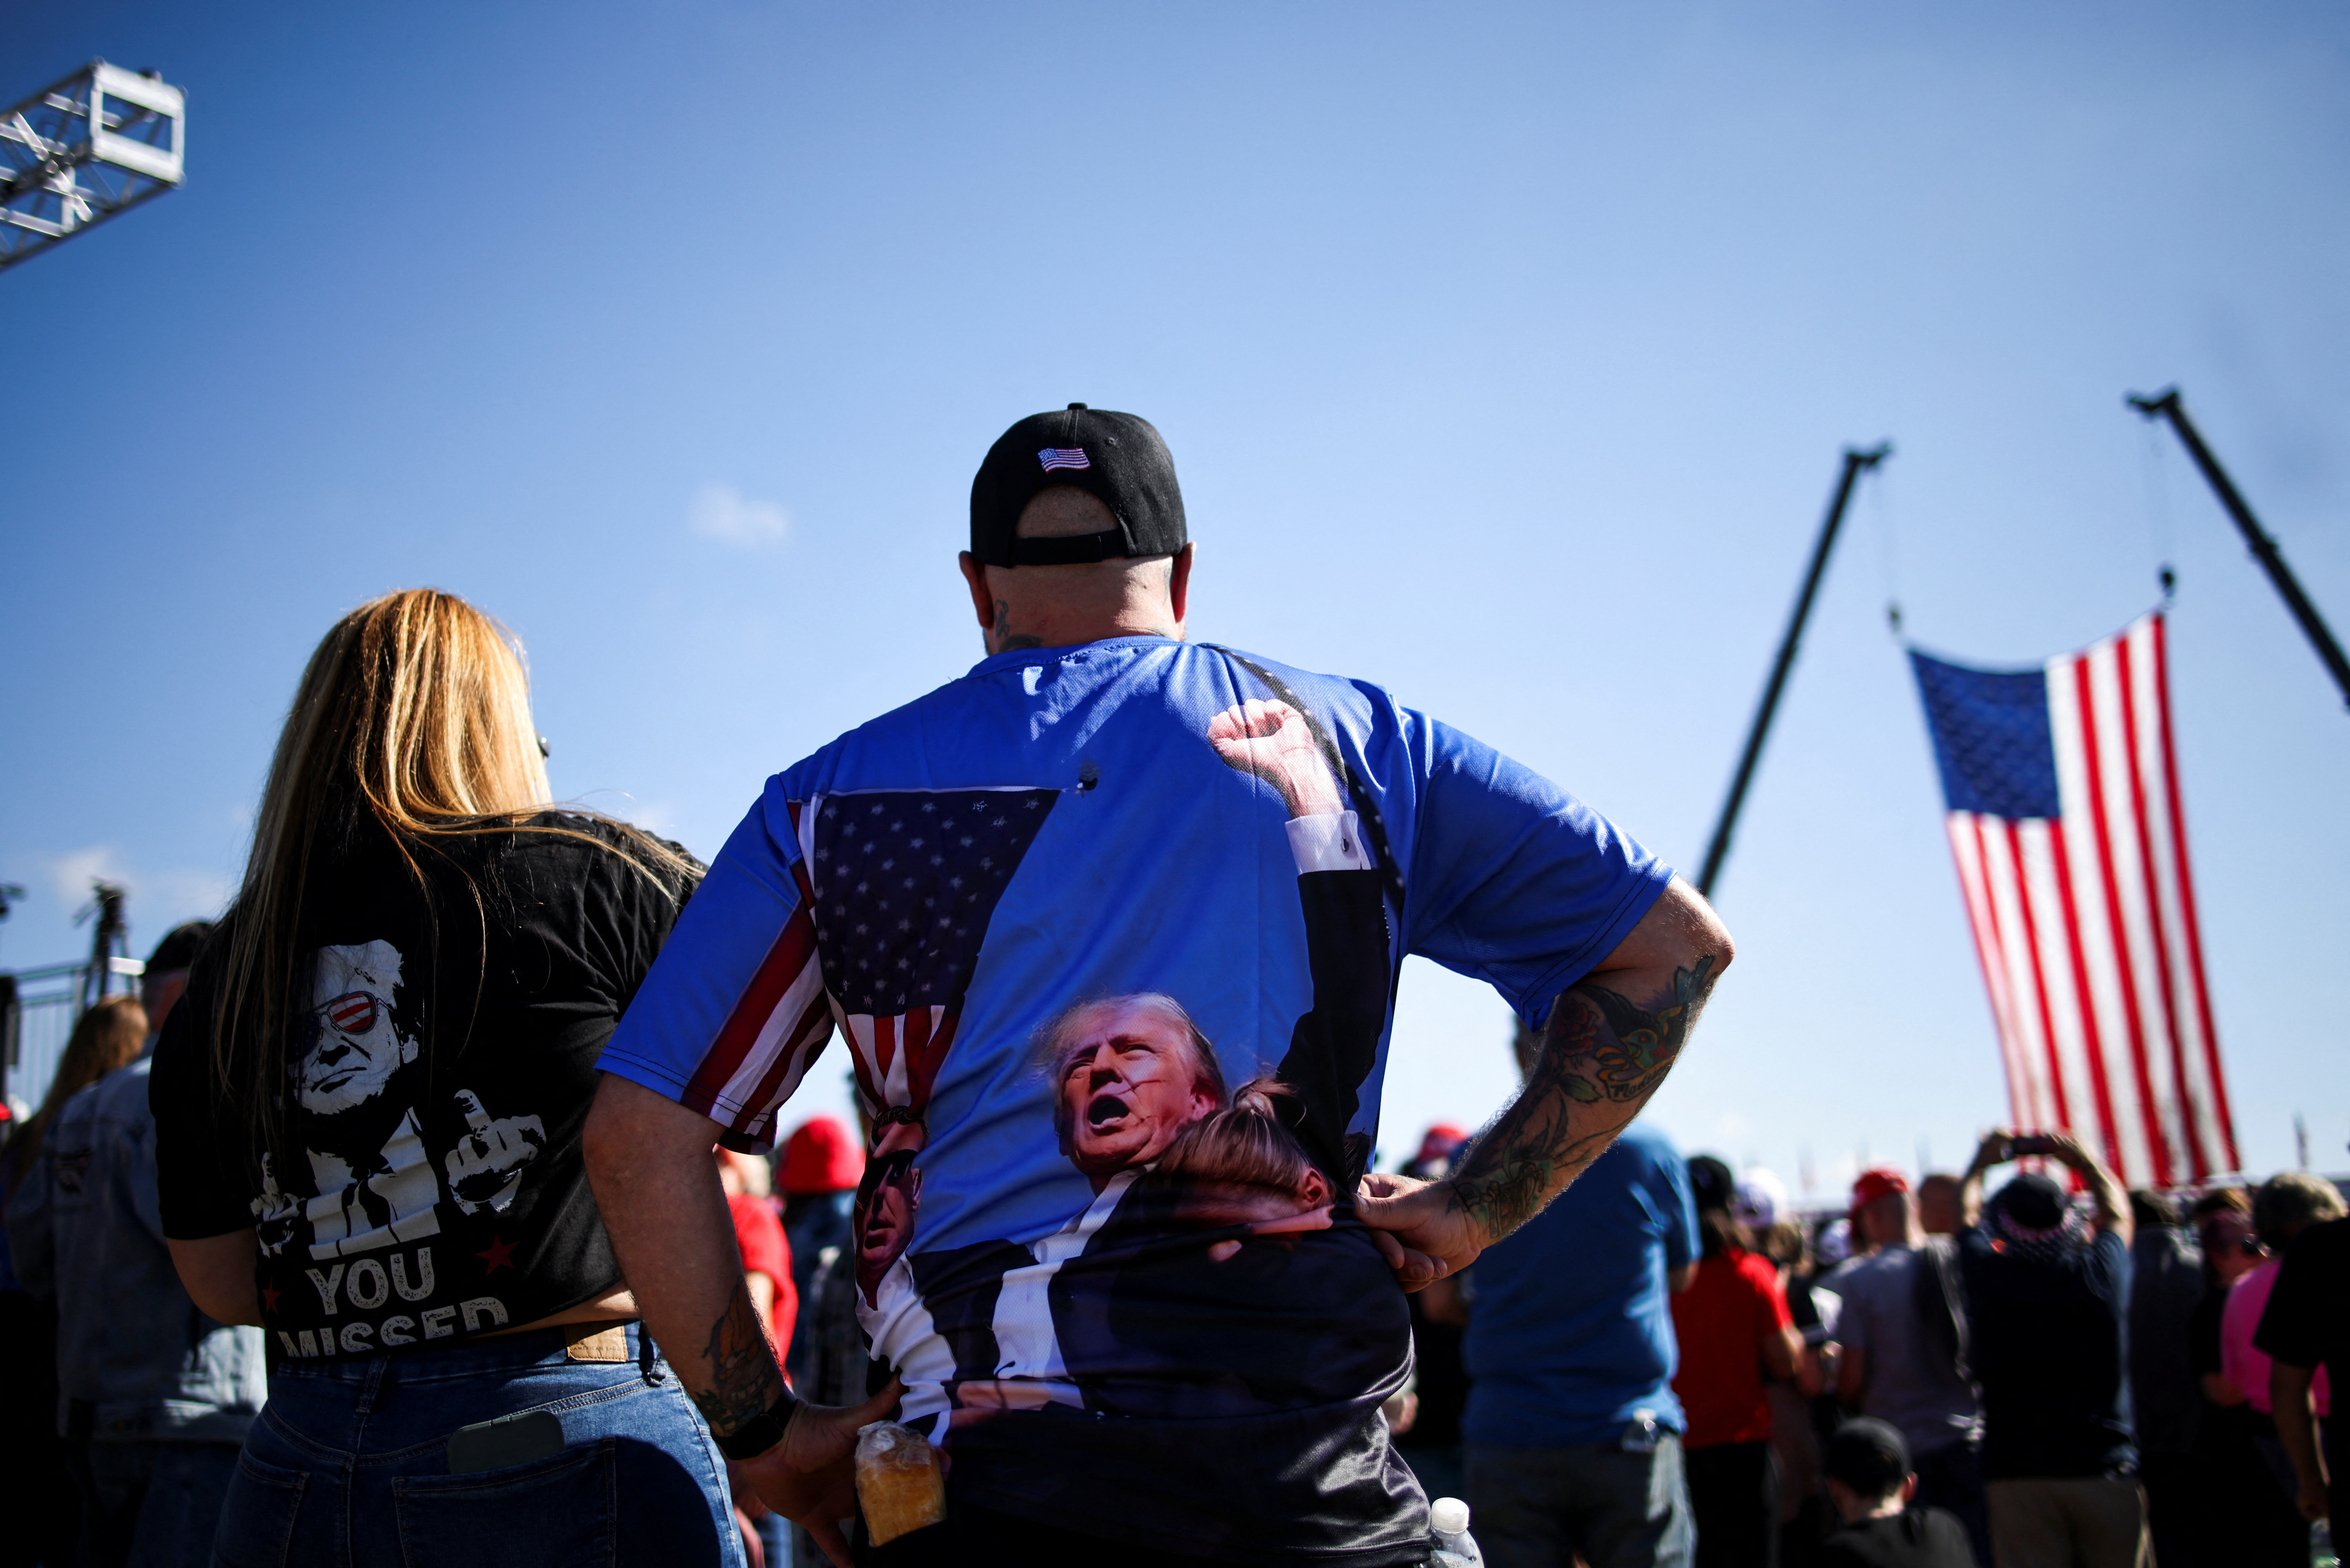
[1,954,144,1117]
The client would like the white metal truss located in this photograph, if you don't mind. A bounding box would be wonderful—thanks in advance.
[1,60,185,273]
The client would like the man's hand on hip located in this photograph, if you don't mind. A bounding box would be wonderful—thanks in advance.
[1355,1171,1487,1291]
[1369,880,1730,1269]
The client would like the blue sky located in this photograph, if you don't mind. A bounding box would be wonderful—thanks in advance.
[6,2,2346,1197]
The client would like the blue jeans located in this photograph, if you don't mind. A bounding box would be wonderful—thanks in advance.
[213,1322,743,1568]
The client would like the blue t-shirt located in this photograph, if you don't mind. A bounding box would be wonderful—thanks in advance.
[602,636,1670,1562]
[1461,1120,1695,1448]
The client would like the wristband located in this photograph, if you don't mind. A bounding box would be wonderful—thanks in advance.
[714,1386,801,1461]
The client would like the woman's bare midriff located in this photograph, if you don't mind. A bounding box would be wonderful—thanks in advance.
[482,1286,640,1339]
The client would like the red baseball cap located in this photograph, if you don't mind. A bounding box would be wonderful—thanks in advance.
[779,1116,865,1195]
[1851,1168,1911,1210]
[1416,1124,1469,1166]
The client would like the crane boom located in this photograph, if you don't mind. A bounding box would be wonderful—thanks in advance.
[2129,387,2350,712]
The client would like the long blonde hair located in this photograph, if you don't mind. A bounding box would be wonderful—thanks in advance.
[4,994,148,1183]
[212,589,687,1149]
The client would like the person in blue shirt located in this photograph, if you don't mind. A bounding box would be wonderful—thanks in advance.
[1460,1016,1699,1568]
[583,404,1734,1568]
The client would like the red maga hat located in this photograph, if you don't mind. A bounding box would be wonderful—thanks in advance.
[1851,1168,1911,1210]
[1416,1124,1469,1165]
[779,1116,865,1195]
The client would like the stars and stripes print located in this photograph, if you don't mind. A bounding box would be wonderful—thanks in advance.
[678,787,1062,1146]
[1910,611,2238,1187]
[675,814,836,1143]
[1037,447,1090,473]
[805,787,1059,1132]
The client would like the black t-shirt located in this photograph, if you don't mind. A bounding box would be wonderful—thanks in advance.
[2256,1216,2349,1390]
[2186,1281,2227,1380]
[1819,1509,1976,1568]
[2256,1215,2350,1517]
[1398,1291,1469,1450]
[1959,1225,2135,1479]
[152,814,697,1362]
[2127,1225,2204,1456]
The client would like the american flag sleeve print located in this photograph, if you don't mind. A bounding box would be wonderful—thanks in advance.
[597,787,837,1146]
[1909,610,2237,1188]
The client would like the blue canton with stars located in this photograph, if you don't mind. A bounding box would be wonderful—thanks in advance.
[806,788,1060,1014]
[1909,649,2062,820]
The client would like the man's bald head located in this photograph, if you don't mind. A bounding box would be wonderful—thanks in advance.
[1017,485,1124,540]
[957,487,1193,656]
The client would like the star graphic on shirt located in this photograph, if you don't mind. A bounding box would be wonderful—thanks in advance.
[260,1283,281,1312]
[476,1234,518,1274]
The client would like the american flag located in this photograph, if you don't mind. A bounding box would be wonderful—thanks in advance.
[682,788,1060,1146]
[1037,447,1090,473]
[1910,610,2238,1186]
[674,822,837,1143]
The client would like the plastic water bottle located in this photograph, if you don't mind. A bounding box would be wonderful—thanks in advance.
[2312,1519,2337,1568]
[1431,1496,1484,1568]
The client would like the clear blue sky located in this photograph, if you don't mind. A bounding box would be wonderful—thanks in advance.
[6,2,2346,1198]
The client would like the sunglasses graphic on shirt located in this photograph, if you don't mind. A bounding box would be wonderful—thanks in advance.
[320,990,384,1035]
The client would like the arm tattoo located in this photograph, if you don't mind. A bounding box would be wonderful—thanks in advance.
[689,1276,781,1435]
[1448,954,1719,1242]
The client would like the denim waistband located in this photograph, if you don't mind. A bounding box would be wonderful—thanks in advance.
[269,1320,653,1387]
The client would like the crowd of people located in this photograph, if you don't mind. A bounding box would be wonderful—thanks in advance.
[0,403,2337,1568]
[9,967,2339,1568]
[1377,1071,2344,1568]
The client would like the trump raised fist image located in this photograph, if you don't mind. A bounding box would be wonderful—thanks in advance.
[1207,699,1344,819]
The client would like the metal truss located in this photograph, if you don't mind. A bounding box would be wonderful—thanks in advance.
[2,60,185,273]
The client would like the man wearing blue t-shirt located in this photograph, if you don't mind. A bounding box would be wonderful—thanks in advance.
[1461,1019,1699,1568]
[584,405,1733,1568]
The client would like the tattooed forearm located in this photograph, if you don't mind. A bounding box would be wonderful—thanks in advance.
[1447,954,1720,1242]
[689,1276,782,1435]
[1446,1111,1625,1245]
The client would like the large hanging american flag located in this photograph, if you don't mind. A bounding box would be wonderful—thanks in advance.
[1909,610,2238,1187]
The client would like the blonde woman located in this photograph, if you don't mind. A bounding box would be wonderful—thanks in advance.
[3,993,148,1195]
[150,590,742,1566]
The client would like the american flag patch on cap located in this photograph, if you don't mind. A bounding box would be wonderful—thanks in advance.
[1037,447,1090,473]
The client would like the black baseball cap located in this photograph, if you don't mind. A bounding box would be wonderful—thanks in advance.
[146,920,215,976]
[969,404,1187,567]
[1823,1418,1910,1495]
[1992,1172,2068,1231]
[1687,1155,1735,1215]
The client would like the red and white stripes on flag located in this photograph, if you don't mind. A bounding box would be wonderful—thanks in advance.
[1911,611,2238,1187]
[676,843,837,1143]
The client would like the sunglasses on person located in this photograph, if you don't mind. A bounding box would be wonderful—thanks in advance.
[2197,1221,2260,1257]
